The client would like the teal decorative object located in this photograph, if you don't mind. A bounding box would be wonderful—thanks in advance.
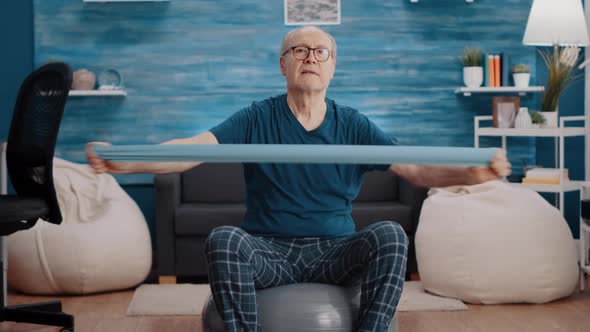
[98,69,123,90]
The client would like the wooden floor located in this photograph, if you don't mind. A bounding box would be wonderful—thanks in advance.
[2,285,590,332]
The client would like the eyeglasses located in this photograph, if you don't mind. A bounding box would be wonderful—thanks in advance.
[282,46,332,62]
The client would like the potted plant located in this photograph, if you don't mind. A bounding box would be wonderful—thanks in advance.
[512,64,531,88]
[530,111,546,129]
[539,46,584,128]
[462,48,483,88]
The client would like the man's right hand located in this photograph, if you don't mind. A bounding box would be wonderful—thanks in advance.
[86,142,133,174]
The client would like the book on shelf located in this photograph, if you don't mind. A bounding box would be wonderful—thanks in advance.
[500,52,510,87]
[488,54,494,87]
[480,52,511,87]
[522,177,569,185]
[483,53,489,87]
[525,168,568,179]
[494,55,500,87]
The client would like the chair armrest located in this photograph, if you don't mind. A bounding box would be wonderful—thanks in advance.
[155,172,181,275]
[398,177,429,235]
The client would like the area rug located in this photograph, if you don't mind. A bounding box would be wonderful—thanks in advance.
[127,283,211,316]
[126,281,467,316]
[397,281,468,312]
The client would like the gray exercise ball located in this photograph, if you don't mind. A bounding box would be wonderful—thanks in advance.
[202,283,398,332]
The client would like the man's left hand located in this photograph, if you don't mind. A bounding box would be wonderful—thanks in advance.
[470,149,511,184]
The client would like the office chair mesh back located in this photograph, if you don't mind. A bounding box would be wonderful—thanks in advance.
[6,62,72,225]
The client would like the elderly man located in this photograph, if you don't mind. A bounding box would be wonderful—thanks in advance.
[87,26,510,332]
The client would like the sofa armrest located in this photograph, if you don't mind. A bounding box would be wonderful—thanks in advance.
[398,177,429,235]
[155,172,181,275]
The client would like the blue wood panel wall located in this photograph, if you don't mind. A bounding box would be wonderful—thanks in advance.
[1,2,33,195]
[1,2,33,141]
[34,0,542,171]
[32,0,590,238]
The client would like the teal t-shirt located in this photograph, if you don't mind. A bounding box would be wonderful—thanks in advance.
[210,94,396,238]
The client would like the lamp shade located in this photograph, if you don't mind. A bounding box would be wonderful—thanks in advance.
[523,0,590,46]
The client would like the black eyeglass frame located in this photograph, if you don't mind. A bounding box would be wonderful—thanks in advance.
[281,46,332,62]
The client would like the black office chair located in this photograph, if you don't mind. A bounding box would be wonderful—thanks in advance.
[0,62,74,332]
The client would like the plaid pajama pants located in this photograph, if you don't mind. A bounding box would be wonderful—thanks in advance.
[205,221,408,332]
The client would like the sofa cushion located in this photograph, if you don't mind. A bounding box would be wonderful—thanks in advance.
[175,203,245,235]
[182,163,245,203]
[352,202,412,235]
[182,165,397,203]
[176,201,412,237]
[356,171,399,202]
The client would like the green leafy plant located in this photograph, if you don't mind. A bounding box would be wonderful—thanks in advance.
[462,48,483,67]
[512,64,531,74]
[540,46,584,112]
[530,111,546,124]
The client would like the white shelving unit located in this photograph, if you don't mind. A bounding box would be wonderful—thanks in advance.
[474,115,588,213]
[69,90,127,97]
[455,86,544,96]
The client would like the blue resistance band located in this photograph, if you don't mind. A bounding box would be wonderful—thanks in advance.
[94,144,497,166]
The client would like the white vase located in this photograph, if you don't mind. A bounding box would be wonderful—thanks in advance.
[541,111,558,128]
[512,73,530,88]
[514,107,532,129]
[463,67,483,88]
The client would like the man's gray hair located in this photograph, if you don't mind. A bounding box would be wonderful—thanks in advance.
[280,26,337,60]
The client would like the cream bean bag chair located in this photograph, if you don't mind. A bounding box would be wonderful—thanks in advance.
[415,180,578,304]
[7,158,152,295]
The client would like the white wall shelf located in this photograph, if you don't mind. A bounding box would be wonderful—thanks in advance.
[69,90,127,97]
[455,86,544,96]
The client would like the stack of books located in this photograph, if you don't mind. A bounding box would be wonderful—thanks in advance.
[522,168,569,185]
[483,52,510,87]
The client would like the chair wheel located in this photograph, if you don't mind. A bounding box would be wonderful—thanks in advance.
[60,328,73,332]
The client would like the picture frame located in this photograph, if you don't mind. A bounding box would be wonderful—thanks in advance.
[284,0,341,26]
[492,97,520,128]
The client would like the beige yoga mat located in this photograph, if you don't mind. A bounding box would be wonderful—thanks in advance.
[397,281,468,312]
[126,281,467,316]
[127,283,211,316]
